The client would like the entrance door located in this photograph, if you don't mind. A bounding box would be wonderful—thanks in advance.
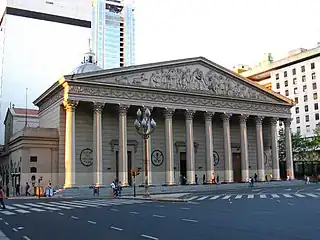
[180,152,187,185]
[116,151,132,186]
[232,153,241,182]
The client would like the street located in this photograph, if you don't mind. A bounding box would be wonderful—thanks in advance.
[0,185,319,240]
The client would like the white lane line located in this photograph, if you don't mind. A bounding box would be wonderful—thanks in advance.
[110,208,119,211]
[248,195,254,199]
[294,194,306,198]
[24,203,59,211]
[305,193,319,198]
[50,202,86,209]
[23,237,31,240]
[235,195,242,199]
[18,227,24,230]
[283,194,293,198]
[71,216,79,220]
[197,196,209,201]
[88,221,96,225]
[12,204,30,209]
[260,194,267,199]
[153,214,165,218]
[182,218,198,223]
[37,202,73,210]
[111,226,123,231]
[129,211,139,214]
[271,194,280,198]
[64,201,99,208]
[252,189,261,192]
[222,195,231,200]
[210,195,220,200]
[186,196,198,201]
[1,211,15,215]
[181,207,190,210]
[3,205,16,210]
[12,228,18,232]
[141,234,159,240]
[4,222,9,225]
[15,209,30,214]
[58,213,64,216]
[158,205,165,208]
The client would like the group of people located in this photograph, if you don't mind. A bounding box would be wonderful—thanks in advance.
[110,180,122,198]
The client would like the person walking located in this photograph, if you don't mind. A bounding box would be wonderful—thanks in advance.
[0,186,6,209]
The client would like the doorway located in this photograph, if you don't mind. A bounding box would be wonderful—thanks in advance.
[232,153,241,182]
[180,152,187,185]
[115,151,133,186]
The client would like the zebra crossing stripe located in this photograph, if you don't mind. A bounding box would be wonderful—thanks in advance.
[25,203,60,211]
[197,196,209,201]
[222,195,231,200]
[248,195,254,199]
[210,195,220,200]
[12,204,30,209]
[305,194,318,198]
[235,195,242,199]
[49,202,86,208]
[0,211,15,215]
[4,206,16,210]
[187,196,198,201]
[69,201,101,207]
[38,203,73,210]
[271,194,280,198]
[260,194,267,199]
[283,194,293,198]
[294,194,305,198]
[29,208,46,212]
[15,209,30,214]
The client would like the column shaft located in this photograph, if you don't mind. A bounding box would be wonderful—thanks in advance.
[239,114,249,182]
[164,108,175,185]
[93,102,104,186]
[222,113,233,182]
[118,105,129,186]
[185,110,195,184]
[271,118,280,180]
[285,118,294,179]
[256,116,265,181]
[64,100,78,188]
[204,112,214,183]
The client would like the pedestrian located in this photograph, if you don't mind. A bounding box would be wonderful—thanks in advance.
[25,182,30,196]
[254,173,258,182]
[0,186,6,209]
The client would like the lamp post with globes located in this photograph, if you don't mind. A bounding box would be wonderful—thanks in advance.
[134,107,156,198]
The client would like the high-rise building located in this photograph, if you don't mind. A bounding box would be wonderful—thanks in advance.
[91,0,135,69]
[0,0,92,143]
[236,44,320,138]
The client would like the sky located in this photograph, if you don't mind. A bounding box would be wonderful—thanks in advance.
[134,0,320,69]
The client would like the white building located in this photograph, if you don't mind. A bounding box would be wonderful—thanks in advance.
[239,44,320,138]
[0,0,92,143]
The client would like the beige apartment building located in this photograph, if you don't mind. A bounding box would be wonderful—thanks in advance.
[0,53,295,190]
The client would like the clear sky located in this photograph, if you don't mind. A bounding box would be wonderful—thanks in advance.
[134,0,320,69]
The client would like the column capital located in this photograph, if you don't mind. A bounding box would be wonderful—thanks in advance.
[117,104,129,115]
[93,102,105,114]
[185,109,195,120]
[204,111,214,121]
[163,108,175,118]
[284,118,292,126]
[239,114,249,123]
[64,100,78,112]
[255,116,264,125]
[221,112,232,122]
[270,117,279,126]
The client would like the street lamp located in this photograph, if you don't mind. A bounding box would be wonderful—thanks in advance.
[134,107,156,198]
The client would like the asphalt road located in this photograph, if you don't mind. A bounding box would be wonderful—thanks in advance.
[0,195,319,240]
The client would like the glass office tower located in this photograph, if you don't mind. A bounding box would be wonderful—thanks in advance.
[92,0,135,69]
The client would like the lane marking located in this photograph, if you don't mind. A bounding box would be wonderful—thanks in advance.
[197,196,209,201]
[222,195,231,200]
[260,194,267,199]
[88,221,96,225]
[305,193,318,198]
[12,204,30,209]
[294,194,305,198]
[210,195,220,200]
[4,222,9,225]
[158,205,165,208]
[23,236,31,240]
[15,209,30,214]
[181,207,190,210]
[50,202,86,209]
[187,196,198,201]
[18,227,24,230]
[153,214,165,218]
[110,226,123,231]
[38,202,73,210]
[29,208,46,212]
[1,211,15,216]
[58,213,64,215]
[248,195,254,199]
[129,211,139,214]
[25,203,59,211]
[71,216,79,220]
[235,195,242,199]
[141,234,159,240]
[12,228,18,232]
[110,208,119,211]
[182,218,198,223]
[4,206,16,210]
[252,189,261,192]
[283,194,293,198]
[271,194,280,198]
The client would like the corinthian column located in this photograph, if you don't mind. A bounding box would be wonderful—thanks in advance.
[222,113,233,182]
[284,118,294,180]
[93,102,105,187]
[270,117,280,180]
[239,114,249,182]
[118,104,129,186]
[164,108,175,185]
[255,116,265,181]
[185,109,196,184]
[64,100,78,188]
[204,111,214,183]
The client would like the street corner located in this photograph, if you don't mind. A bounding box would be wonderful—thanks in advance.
[150,197,188,203]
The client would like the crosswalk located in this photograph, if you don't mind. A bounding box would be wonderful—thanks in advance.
[0,199,149,216]
[186,192,320,201]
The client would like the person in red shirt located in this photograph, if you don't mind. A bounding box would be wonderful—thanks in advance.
[0,186,6,209]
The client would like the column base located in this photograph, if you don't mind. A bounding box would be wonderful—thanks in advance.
[162,183,178,186]
[63,185,79,189]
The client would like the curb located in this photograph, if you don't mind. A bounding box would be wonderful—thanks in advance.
[119,197,187,203]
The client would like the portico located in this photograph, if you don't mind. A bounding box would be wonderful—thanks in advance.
[33,57,294,188]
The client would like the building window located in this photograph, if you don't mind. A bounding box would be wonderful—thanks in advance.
[292,68,296,75]
[306,125,310,132]
[293,78,297,85]
[312,72,316,80]
[294,87,298,94]
[295,97,299,103]
[276,73,279,80]
[315,102,319,110]
[302,75,306,82]
[285,90,289,96]
[314,93,318,100]
[316,113,320,121]
[303,85,307,92]
[301,66,305,73]
[305,105,309,112]
[30,156,37,162]
[304,95,308,102]
[284,80,288,87]
[30,167,37,173]
[284,71,287,77]
[297,126,301,133]
[306,115,310,122]
[311,62,315,69]
[276,82,280,89]
[295,107,299,114]
[313,82,317,90]
[296,117,300,124]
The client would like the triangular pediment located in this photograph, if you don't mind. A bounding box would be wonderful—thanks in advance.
[70,57,292,104]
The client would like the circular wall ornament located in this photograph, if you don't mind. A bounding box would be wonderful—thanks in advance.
[213,151,219,166]
[80,148,93,167]
[151,150,164,167]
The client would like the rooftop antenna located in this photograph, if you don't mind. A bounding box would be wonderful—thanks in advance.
[25,88,28,128]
